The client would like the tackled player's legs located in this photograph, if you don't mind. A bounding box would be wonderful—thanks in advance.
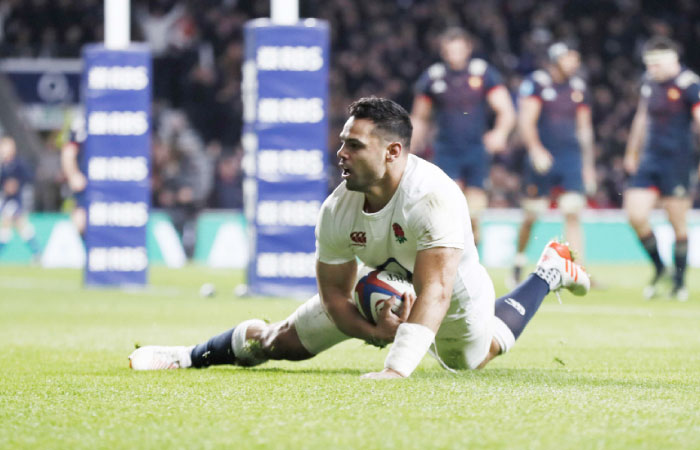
[129,294,350,370]
[437,240,590,371]
[190,318,314,368]
[432,264,496,371]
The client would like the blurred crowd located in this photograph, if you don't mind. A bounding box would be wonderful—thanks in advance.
[2,0,700,213]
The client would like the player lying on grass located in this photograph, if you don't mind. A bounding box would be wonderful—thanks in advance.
[130,97,590,379]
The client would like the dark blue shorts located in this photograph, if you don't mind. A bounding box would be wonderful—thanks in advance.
[433,152,489,189]
[525,160,583,198]
[628,157,692,197]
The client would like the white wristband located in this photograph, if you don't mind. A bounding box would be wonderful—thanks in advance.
[384,323,435,377]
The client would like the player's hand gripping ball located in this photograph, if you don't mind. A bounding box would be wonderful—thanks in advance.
[353,269,415,324]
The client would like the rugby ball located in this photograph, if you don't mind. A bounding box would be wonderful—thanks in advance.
[354,269,415,324]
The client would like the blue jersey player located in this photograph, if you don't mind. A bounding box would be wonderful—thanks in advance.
[411,27,515,244]
[60,113,88,235]
[623,37,700,301]
[0,137,40,257]
[511,42,596,284]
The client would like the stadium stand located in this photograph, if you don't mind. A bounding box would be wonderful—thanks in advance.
[1,0,699,212]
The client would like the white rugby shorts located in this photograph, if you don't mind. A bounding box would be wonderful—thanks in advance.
[291,264,496,370]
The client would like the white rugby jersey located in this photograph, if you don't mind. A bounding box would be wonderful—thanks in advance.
[315,154,482,286]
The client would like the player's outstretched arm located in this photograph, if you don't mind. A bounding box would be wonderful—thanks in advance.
[624,99,648,175]
[317,259,404,345]
[60,142,86,193]
[409,95,432,157]
[519,96,552,173]
[692,104,700,178]
[484,86,516,153]
[362,247,461,379]
[576,105,597,194]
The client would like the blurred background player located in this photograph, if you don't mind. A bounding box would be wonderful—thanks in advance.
[511,42,596,284]
[0,136,40,258]
[623,36,700,301]
[60,114,87,236]
[411,27,515,245]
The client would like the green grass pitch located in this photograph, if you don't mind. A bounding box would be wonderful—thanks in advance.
[1,265,699,449]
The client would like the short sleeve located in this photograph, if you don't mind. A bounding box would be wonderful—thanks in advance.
[583,86,592,107]
[682,80,700,108]
[407,191,465,251]
[314,202,354,265]
[483,64,505,92]
[518,76,541,100]
[577,79,592,108]
[639,76,652,99]
[414,69,433,99]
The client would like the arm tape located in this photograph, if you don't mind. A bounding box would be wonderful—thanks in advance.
[384,323,435,377]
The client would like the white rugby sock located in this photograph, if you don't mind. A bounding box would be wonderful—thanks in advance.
[232,319,269,366]
[492,317,516,354]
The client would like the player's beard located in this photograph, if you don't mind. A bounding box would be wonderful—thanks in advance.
[344,175,368,192]
[343,155,387,192]
[344,165,384,193]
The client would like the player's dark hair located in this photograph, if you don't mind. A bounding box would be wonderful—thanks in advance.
[642,36,680,55]
[440,27,472,45]
[348,97,413,149]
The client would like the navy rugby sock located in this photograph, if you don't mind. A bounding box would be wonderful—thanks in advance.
[640,233,664,276]
[190,327,236,368]
[495,274,550,340]
[673,238,688,287]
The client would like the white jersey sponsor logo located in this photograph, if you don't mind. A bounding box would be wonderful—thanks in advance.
[533,70,552,86]
[431,80,447,94]
[468,58,487,76]
[676,70,700,89]
[541,87,557,101]
[427,63,446,80]
[570,77,586,91]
